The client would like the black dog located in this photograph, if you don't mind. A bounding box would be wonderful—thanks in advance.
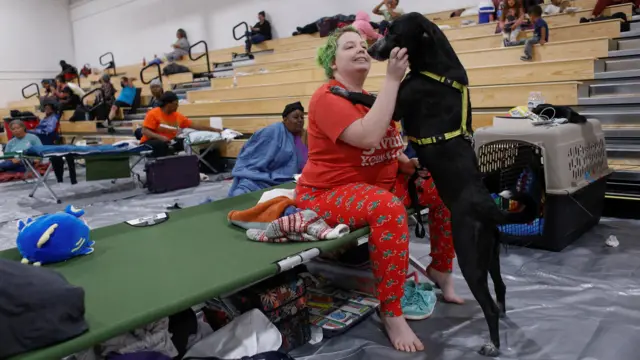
[365,12,538,357]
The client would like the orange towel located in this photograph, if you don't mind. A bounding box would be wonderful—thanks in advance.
[227,196,295,230]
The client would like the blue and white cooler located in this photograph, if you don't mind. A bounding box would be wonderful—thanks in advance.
[478,1,496,24]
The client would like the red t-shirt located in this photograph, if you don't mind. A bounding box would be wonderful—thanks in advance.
[298,79,403,191]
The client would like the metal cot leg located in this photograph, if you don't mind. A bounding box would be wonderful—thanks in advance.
[25,159,60,204]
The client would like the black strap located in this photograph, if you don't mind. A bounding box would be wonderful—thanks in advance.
[408,171,426,238]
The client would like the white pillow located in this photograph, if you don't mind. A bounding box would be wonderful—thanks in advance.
[185,131,222,145]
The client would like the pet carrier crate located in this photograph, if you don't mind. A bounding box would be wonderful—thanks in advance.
[474,118,612,251]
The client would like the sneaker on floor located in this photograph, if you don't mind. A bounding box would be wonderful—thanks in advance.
[402,280,437,320]
[503,39,509,47]
[520,55,532,61]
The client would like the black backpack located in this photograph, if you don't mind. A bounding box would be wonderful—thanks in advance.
[162,63,191,76]
[0,259,88,359]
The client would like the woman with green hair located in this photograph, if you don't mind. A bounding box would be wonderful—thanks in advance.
[295,26,462,353]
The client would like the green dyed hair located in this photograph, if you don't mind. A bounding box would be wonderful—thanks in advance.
[316,26,363,79]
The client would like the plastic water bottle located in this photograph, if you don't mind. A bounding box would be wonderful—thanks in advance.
[232,75,238,88]
[527,91,545,111]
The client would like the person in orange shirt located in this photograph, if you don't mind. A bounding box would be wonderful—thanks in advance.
[140,91,221,157]
[296,27,462,353]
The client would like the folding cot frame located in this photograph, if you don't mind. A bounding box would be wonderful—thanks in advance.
[14,150,152,204]
[0,183,432,360]
[183,139,226,173]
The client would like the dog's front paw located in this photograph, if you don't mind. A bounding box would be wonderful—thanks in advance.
[478,343,500,357]
[498,302,507,318]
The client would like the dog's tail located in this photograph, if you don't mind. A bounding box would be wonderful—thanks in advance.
[492,190,538,225]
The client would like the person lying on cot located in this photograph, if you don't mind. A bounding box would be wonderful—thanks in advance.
[227,101,308,197]
[29,103,77,184]
[295,27,464,353]
[140,91,222,158]
[0,120,42,173]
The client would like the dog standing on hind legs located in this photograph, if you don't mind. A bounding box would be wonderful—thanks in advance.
[366,12,538,357]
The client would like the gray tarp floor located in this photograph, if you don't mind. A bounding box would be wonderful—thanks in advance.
[1,169,638,360]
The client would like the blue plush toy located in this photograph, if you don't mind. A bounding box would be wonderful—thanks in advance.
[16,205,94,266]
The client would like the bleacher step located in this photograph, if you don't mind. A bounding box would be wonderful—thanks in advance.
[607,142,640,160]
[615,38,640,50]
[618,29,640,38]
[594,68,640,79]
[600,57,640,71]
[583,79,640,96]
[579,93,640,105]
[576,105,640,126]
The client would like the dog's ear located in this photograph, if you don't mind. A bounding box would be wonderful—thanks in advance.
[419,16,435,39]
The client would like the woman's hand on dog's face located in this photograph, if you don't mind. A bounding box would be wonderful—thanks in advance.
[387,47,409,82]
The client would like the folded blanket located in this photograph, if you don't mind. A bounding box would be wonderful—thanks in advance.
[24,143,151,157]
[0,163,48,183]
[228,196,295,230]
[247,210,349,243]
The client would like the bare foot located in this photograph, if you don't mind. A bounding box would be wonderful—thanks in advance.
[427,267,465,304]
[382,315,425,352]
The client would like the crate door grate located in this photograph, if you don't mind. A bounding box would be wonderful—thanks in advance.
[478,140,545,237]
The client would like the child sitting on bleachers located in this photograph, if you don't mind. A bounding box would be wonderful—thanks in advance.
[510,5,547,61]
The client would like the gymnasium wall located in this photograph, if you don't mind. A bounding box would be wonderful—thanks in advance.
[70,0,478,68]
[0,0,75,107]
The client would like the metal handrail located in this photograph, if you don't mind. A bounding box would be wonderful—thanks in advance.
[21,83,40,100]
[233,21,249,40]
[139,62,162,85]
[189,40,211,74]
[81,87,105,113]
[100,52,116,74]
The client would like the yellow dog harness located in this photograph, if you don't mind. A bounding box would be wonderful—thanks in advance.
[407,71,471,146]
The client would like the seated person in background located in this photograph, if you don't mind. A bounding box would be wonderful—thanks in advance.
[373,0,404,34]
[515,5,547,61]
[353,11,382,44]
[29,103,77,184]
[296,27,463,352]
[245,11,272,53]
[592,0,640,17]
[165,28,190,62]
[140,91,221,157]
[228,101,308,197]
[59,85,82,111]
[59,60,79,82]
[56,74,86,100]
[40,79,59,109]
[501,0,525,46]
[106,77,137,131]
[522,0,543,12]
[93,74,116,120]
[0,120,42,173]
[148,78,164,108]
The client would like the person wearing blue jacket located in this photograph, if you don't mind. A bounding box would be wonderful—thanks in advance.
[29,103,77,184]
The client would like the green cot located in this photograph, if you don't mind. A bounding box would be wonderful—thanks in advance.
[0,183,371,360]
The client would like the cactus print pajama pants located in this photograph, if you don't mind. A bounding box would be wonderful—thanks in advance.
[295,173,455,317]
